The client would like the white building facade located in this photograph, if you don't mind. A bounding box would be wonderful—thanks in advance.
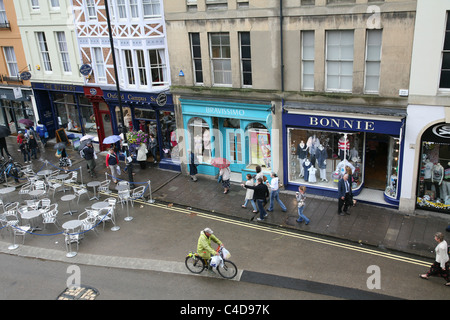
[401,0,450,214]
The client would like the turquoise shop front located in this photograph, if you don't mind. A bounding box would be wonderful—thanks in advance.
[180,98,273,180]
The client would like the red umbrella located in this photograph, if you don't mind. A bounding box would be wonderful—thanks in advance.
[211,157,230,169]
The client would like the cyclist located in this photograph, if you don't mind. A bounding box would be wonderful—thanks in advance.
[197,227,222,264]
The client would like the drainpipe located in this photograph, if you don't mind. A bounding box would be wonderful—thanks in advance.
[280,0,284,93]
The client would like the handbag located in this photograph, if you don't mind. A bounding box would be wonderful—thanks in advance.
[55,151,61,158]
[217,175,222,183]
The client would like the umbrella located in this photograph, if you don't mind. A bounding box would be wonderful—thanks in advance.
[211,157,230,169]
[0,125,11,138]
[19,119,34,127]
[80,134,95,141]
[53,142,66,150]
[78,139,92,150]
[103,135,121,144]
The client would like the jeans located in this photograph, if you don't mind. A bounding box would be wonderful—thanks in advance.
[256,199,267,220]
[297,205,310,224]
[30,148,37,159]
[22,150,30,162]
[268,189,287,211]
[244,198,257,211]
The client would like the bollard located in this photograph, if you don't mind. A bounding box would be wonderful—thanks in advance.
[147,180,155,204]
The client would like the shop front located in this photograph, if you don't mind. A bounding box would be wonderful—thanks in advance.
[180,98,273,180]
[0,87,34,134]
[102,89,180,172]
[282,103,406,207]
[415,122,450,213]
[32,82,96,141]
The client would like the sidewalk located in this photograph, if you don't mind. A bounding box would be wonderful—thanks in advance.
[2,136,450,260]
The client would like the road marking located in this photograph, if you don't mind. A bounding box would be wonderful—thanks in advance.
[129,198,431,268]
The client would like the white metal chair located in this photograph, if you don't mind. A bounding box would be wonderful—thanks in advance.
[118,189,131,209]
[4,202,19,213]
[104,197,118,218]
[97,180,111,196]
[96,207,116,231]
[38,198,51,212]
[72,185,89,204]
[131,186,146,207]
[47,179,63,198]
[64,171,78,184]
[8,223,31,249]
[18,182,33,196]
[78,210,99,236]
[42,204,60,229]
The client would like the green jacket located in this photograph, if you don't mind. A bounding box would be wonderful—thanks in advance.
[197,231,222,260]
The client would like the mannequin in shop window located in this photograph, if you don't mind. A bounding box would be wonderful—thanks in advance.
[316,144,328,182]
[203,129,211,162]
[308,165,317,183]
[296,141,308,178]
[307,135,319,166]
[194,134,203,157]
[303,158,312,182]
[443,162,450,204]
[431,162,444,201]
[338,135,350,161]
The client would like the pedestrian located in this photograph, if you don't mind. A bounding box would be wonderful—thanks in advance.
[345,165,356,207]
[81,141,97,177]
[266,172,287,212]
[296,186,310,224]
[189,151,198,182]
[255,165,264,182]
[219,166,231,194]
[338,173,352,215]
[106,147,120,183]
[420,232,450,286]
[148,133,158,163]
[57,147,71,172]
[0,136,11,159]
[242,177,269,221]
[18,133,30,163]
[241,173,258,213]
[137,143,148,170]
[28,134,38,160]
[36,121,48,146]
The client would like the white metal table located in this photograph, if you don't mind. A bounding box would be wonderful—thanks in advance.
[61,194,77,215]
[62,220,83,258]
[87,181,101,200]
[20,209,42,232]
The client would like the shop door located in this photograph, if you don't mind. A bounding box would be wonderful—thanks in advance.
[364,133,389,190]
[97,106,113,151]
[220,118,245,172]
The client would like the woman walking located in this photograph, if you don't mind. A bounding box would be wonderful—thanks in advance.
[242,173,258,213]
[420,232,449,286]
[219,166,231,194]
[137,143,148,170]
[296,186,310,225]
[57,147,71,172]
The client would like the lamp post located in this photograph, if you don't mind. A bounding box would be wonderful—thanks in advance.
[103,0,134,187]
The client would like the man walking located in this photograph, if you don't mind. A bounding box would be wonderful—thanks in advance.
[242,177,270,221]
[338,173,352,215]
[81,141,97,177]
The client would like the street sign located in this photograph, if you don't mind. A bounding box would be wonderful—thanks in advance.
[79,64,92,76]
[20,71,31,81]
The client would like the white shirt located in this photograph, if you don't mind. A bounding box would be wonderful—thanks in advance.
[435,240,449,269]
[269,177,279,191]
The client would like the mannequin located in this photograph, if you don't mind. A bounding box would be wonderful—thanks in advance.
[124,111,132,129]
[316,144,328,182]
[431,162,444,200]
[303,159,311,182]
[296,141,308,177]
[349,147,358,161]
[338,135,350,160]
[194,134,203,156]
[203,129,211,160]
[444,162,450,204]
[307,135,319,166]
[308,165,317,183]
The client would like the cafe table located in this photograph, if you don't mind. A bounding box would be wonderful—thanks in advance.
[62,220,83,258]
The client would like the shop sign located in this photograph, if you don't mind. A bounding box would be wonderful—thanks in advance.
[309,116,375,131]
[422,123,450,143]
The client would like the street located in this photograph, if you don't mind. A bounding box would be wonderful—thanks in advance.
[1,193,448,301]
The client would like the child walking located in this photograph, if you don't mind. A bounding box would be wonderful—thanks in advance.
[242,174,258,213]
[296,186,310,225]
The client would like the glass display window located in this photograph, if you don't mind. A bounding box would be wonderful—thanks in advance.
[247,122,271,169]
[416,141,450,212]
[384,137,400,199]
[287,127,364,189]
[187,117,210,163]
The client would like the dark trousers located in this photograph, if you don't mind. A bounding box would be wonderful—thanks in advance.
[426,261,450,281]
[338,193,351,213]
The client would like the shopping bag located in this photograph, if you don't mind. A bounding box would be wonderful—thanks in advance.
[210,255,222,268]
[116,166,121,176]
[221,247,231,259]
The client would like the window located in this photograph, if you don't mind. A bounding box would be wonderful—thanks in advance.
[301,31,315,91]
[210,33,231,85]
[130,0,139,19]
[301,0,315,5]
[440,12,450,89]
[50,0,60,10]
[0,0,8,25]
[56,32,71,73]
[136,50,147,86]
[86,0,97,20]
[93,47,106,83]
[36,32,52,72]
[149,49,167,86]
[239,32,252,86]
[3,47,18,77]
[326,30,354,92]
[31,0,39,10]
[117,0,127,19]
[365,29,382,93]
[190,33,203,84]
[124,49,135,85]
[142,0,161,18]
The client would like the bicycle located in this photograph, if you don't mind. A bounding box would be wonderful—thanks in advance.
[185,245,238,279]
[0,157,23,183]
